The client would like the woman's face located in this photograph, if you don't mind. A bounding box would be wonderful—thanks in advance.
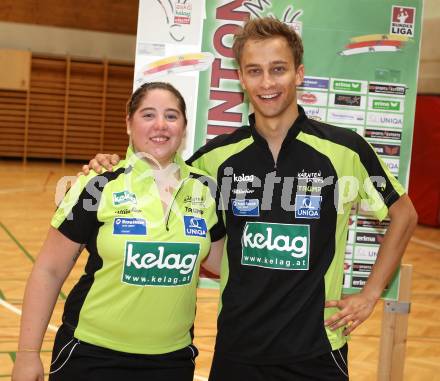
[127,89,186,167]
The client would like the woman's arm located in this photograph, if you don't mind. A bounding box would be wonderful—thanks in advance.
[202,238,225,275]
[12,228,82,381]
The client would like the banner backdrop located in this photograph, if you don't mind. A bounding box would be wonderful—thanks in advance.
[135,0,423,300]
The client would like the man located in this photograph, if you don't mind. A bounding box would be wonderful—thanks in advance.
[85,17,417,381]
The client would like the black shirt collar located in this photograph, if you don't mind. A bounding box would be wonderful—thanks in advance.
[248,105,307,148]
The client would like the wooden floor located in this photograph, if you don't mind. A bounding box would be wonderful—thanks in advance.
[1,160,439,380]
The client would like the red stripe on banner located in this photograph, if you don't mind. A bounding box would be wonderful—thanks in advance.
[207,125,239,135]
[346,40,402,50]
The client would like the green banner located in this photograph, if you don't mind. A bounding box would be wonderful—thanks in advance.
[195,0,423,300]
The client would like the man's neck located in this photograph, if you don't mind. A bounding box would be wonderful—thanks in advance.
[254,105,299,162]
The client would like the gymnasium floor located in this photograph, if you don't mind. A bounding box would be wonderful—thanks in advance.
[1,160,439,380]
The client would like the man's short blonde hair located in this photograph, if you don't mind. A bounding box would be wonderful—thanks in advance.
[232,17,304,69]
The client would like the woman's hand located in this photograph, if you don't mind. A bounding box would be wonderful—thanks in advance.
[12,352,44,381]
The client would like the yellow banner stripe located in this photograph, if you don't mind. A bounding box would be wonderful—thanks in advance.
[350,34,409,43]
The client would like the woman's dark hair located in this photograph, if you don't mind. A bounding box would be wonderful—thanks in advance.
[126,82,188,126]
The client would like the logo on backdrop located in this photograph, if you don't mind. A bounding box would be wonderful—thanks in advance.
[390,6,416,37]
[174,0,192,25]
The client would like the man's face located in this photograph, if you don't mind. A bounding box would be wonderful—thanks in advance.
[238,36,304,122]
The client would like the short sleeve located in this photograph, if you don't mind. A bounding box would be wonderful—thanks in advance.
[353,135,405,221]
[208,179,226,242]
[51,174,107,243]
[210,204,226,242]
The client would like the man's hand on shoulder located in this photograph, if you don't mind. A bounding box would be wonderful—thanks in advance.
[78,153,120,176]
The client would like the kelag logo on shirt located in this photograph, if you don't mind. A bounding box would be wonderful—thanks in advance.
[241,222,310,270]
[183,216,207,237]
[113,191,137,206]
[122,242,200,286]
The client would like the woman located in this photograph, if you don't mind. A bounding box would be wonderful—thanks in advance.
[12,82,225,381]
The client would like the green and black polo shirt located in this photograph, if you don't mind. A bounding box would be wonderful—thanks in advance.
[188,105,404,364]
[51,146,224,354]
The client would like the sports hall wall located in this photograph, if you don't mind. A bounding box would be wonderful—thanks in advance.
[0,0,139,161]
[0,52,133,161]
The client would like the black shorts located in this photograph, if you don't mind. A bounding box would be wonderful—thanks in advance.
[49,324,197,381]
[209,345,349,381]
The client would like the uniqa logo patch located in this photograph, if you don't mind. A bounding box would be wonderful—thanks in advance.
[241,222,310,270]
[295,195,322,219]
[113,190,137,206]
[183,216,207,237]
[122,241,200,286]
